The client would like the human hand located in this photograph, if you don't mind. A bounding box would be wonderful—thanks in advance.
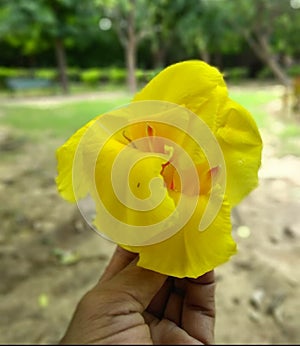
[60,246,215,345]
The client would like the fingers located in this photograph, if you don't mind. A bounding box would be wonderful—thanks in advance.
[147,277,172,319]
[99,245,137,283]
[188,270,215,285]
[96,245,167,313]
[182,270,216,345]
[97,246,215,343]
[101,259,167,312]
[143,312,203,345]
[163,278,186,325]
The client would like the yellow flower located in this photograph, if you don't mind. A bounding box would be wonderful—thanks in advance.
[56,60,262,278]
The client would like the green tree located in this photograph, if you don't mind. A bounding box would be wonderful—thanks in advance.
[0,0,98,93]
[273,2,300,60]
[223,0,300,86]
[145,0,243,69]
[98,0,151,93]
[174,0,243,66]
[146,0,187,68]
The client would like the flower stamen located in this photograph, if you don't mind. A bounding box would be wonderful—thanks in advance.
[122,130,137,149]
[146,124,155,152]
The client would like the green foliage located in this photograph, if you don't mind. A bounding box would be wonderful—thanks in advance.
[273,4,300,56]
[258,64,300,81]
[34,69,57,81]
[135,69,145,82]
[0,0,99,54]
[144,68,162,82]
[174,0,243,61]
[0,67,61,89]
[108,67,126,84]
[80,68,102,86]
[66,67,81,82]
[80,67,128,85]
[0,0,300,83]
[0,66,163,90]
[134,68,162,83]
[0,67,29,88]
[287,65,300,77]
[0,67,29,77]
[224,67,249,82]
[256,67,274,80]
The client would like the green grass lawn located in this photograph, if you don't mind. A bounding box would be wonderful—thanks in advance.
[228,87,300,156]
[0,85,297,144]
[1,85,299,160]
[0,96,132,139]
[228,88,280,128]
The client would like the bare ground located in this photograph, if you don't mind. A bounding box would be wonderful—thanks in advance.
[0,91,299,344]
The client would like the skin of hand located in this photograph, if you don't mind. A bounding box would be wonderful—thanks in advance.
[59,246,215,345]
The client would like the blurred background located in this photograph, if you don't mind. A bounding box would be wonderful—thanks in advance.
[0,0,299,344]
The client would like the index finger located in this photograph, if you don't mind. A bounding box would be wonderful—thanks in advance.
[99,245,138,283]
[182,270,215,345]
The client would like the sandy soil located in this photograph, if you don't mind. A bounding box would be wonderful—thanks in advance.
[0,92,299,344]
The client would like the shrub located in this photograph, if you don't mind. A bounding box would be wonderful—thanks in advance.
[80,68,101,86]
[224,67,248,81]
[0,67,29,89]
[287,65,300,78]
[98,68,110,82]
[135,69,145,83]
[35,68,58,81]
[67,67,81,82]
[256,67,273,80]
[144,68,162,82]
[108,67,126,84]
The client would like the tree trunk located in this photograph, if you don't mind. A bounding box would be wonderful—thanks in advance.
[152,47,166,69]
[199,49,210,64]
[126,0,137,94]
[265,56,291,87]
[126,37,137,94]
[214,52,223,70]
[245,33,290,87]
[54,38,69,94]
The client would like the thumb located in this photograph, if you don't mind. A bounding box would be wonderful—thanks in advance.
[96,258,167,312]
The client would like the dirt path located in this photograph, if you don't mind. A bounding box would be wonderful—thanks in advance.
[0,93,299,344]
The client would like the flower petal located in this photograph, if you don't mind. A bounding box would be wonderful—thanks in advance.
[90,141,178,245]
[55,117,98,202]
[216,99,262,206]
[93,141,176,226]
[122,195,236,278]
[133,60,228,131]
[133,60,262,207]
